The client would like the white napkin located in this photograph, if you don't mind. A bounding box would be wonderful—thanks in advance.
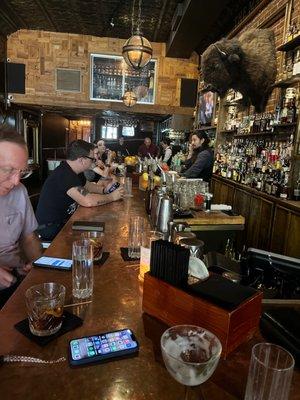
[211,204,232,211]
[188,256,209,280]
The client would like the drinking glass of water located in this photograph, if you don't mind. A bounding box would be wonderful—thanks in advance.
[72,239,93,299]
[244,343,295,400]
[128,216,144,259]
[124,177,133,197]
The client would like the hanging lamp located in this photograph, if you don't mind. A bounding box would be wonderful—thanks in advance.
[122,0,153,69]
[122,89,137,107]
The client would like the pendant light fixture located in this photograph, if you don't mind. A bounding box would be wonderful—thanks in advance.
[122,89,137,107]
[122,0,153,70]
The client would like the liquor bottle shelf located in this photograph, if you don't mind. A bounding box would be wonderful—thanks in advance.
[219,129,237,134]
[233,131,294,138]
[274,74,300,87]
[224,98,244,106]
[197,126,217,131]
[277,34,300,52]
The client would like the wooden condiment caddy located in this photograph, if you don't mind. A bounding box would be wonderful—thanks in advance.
[142,273,263,358]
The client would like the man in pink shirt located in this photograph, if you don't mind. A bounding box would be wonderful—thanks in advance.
[0,127,42,307]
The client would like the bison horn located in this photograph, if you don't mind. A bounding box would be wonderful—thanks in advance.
[213,44,227,59]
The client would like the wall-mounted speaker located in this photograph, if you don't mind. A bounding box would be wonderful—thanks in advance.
[0,62,25,94]
[180,78,198,108]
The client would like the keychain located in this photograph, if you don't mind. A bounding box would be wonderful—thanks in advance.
[0,355,66,365]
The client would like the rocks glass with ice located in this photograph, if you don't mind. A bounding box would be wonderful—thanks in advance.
[25,282,66,336]
[72,239,93,299]
[160,325,222,399]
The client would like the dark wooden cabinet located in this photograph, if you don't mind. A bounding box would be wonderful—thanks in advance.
[211,176,299,257]
[287,212,300,258]
[258,198,274,250]
[270,206,300,258]
[212,178,235,205]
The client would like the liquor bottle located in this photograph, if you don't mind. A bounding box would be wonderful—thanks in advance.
[279,173,289,200]
[293,173,300,201]
[286,98,296,124]
[280,100,288,123]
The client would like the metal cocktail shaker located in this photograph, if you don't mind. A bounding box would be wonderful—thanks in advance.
[157,194,173,236]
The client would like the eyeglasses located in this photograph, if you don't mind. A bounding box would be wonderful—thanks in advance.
[84,156,96,163]
[0,166,33,180]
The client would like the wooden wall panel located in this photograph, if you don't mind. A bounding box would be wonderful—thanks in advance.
[257,198,274,250]
[7,29,198,114]
[270,206,291,254]
[285,212,300,258]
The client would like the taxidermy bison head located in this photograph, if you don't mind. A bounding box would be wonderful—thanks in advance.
[201,29,277,112]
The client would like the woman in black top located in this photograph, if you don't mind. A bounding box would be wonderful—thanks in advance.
[181,131,213,182]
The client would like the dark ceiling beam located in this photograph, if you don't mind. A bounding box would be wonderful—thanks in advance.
[166,0,232,58]
[33,0,59,32]
[0,7,19,32]
[1,0,28,30]
[153,0,169,42]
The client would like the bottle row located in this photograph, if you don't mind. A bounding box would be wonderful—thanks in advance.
[213,137,300,200]
[223,88,298,133]
[214,166,295,199]
[93,64,152,78]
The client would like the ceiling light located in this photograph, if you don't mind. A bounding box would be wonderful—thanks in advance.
[122,0,153,70]
[122,90,137,107]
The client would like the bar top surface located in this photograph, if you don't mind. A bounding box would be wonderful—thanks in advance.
[0,189,299,400]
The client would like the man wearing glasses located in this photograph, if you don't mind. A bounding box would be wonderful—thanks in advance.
[36,140,124,240]
[0,128,42,307]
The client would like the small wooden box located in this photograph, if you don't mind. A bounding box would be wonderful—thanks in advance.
[142,273,263,358]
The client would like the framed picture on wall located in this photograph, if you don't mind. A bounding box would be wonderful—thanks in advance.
[196,91,217,127]
[90,54,157,104]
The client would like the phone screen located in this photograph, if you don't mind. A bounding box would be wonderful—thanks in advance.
[70,329,138,362]
[33,256,72,270]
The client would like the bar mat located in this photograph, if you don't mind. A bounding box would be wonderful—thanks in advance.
[173,211,194,219]
[94,252,110,266]
[14,311,83,346]
[120,247,140,261]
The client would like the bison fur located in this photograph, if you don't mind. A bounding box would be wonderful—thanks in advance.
[201,29,277,112]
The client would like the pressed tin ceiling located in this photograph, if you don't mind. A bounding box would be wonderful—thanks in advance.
[0,0,181,42]
[0,0,263,55]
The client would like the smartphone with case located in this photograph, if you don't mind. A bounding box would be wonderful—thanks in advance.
[69,328,139,366]
[33,256,72,270]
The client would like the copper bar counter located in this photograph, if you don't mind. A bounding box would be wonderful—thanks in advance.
[0,189,299,400]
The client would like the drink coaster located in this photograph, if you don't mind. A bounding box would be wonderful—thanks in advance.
[14,311,83,346]
[94,252,110,266]
[120,247,140,261]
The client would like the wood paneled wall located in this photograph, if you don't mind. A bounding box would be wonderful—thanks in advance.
[6,30,199,115]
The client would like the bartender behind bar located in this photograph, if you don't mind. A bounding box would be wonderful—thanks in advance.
[181,131,214,182]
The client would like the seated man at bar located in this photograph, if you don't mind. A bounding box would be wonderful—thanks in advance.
[0,128,42,308]
[138,137,158,158]
[36,140,124,240]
